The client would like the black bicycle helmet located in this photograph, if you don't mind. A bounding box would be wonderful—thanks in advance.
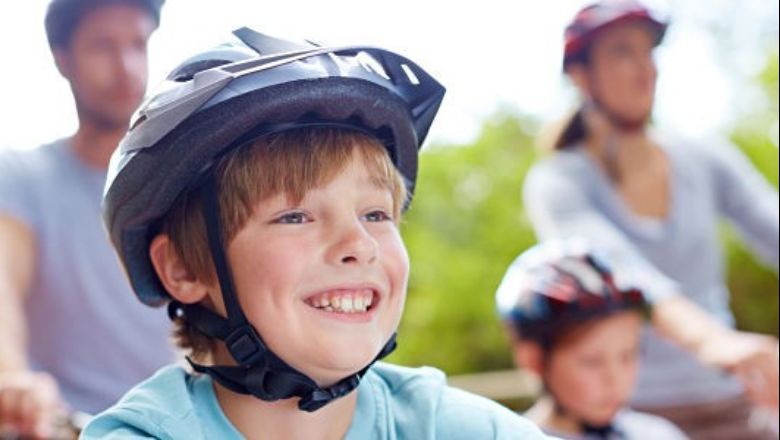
[103,27,445,412]
[496,239,648,349]
[45,0,164,49]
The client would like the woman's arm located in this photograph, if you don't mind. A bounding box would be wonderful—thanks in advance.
[653,295,779,410]
[708,140,779,269]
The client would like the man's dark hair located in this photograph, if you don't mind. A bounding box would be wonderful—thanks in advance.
[45,0,164,49]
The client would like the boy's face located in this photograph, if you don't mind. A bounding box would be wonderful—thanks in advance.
[545,311,642,426]
[221,147,408,385]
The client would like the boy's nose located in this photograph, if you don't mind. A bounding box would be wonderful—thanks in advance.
[329,220,378,265]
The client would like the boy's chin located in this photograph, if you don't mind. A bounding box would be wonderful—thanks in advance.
[296,343,388,386]
[583,406,622,427]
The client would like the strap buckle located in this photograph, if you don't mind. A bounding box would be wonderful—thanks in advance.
[225,324,265,366]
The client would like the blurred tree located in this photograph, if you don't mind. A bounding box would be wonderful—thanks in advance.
[387,113,540,374]
[726,49,779,336]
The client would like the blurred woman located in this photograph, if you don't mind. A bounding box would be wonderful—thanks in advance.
[523,1,779,438]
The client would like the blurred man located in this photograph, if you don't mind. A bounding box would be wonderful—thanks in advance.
[0,1,172,437]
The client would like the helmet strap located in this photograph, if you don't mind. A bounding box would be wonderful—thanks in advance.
[167,170,397,412]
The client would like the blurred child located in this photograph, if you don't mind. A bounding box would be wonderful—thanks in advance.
[81,28,549,439]
[496,240,688,439]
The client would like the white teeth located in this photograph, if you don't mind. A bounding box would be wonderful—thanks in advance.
[354,296,364,311]
[308,289,376,313]
[341,296,353,313]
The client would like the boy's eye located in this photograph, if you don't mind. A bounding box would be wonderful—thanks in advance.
[363,210,392,222]
[274,212,310,224]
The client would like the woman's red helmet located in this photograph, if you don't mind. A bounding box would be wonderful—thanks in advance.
[563,0,667,70]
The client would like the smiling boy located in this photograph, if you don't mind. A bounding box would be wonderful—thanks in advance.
[81,28,548,439]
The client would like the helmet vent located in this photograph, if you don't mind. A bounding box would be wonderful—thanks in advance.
[400,64,420,85]
[170,59,234,82]
[129,114,147,132]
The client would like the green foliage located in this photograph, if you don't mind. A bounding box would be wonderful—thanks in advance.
[386,114,541,374]
[388,51,779,375]
[731,49,779,187]
[726,50,779,335]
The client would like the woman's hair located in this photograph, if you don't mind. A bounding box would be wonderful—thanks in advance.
[159,127,407,360]
[552,108,588,151]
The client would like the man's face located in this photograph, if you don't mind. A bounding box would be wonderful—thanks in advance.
[213,147,409,386]
[55,4,155,130]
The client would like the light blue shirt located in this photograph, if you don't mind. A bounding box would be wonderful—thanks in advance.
[0,140,173,413]
[81,362,550,439]
[523,133,779,406]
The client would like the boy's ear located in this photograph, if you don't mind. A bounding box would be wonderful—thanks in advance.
[149,234,208,304]
[513,341,545,377]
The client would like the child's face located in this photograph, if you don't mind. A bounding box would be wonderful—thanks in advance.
[545,311,642,426]
[222,147,408,385]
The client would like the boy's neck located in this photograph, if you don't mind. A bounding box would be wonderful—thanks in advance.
[525,395,583,437]
[214,380,358,439]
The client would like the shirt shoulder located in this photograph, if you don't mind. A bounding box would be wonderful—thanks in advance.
[528,149,595,182]
[652,130,731,171]
[614,409,688,439]
[81,365,204,440]
[365,363,549,439]
[0,140,66,179]
[524,149,605,198]
[435,386,551,439]
[0,140,69,227]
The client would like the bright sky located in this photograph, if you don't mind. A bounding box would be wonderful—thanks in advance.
[0,0,777,150]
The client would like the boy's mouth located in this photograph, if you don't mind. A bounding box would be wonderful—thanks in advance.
[303,288,378,314]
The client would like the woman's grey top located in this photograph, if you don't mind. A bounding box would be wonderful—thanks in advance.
[523,132,779,406]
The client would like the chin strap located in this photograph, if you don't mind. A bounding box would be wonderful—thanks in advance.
[168,301,397,411]
[168,170,397,412]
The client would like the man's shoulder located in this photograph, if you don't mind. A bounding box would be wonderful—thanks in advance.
[0,139,67,178]
[81,365,202,439]
[0,140,70,227]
